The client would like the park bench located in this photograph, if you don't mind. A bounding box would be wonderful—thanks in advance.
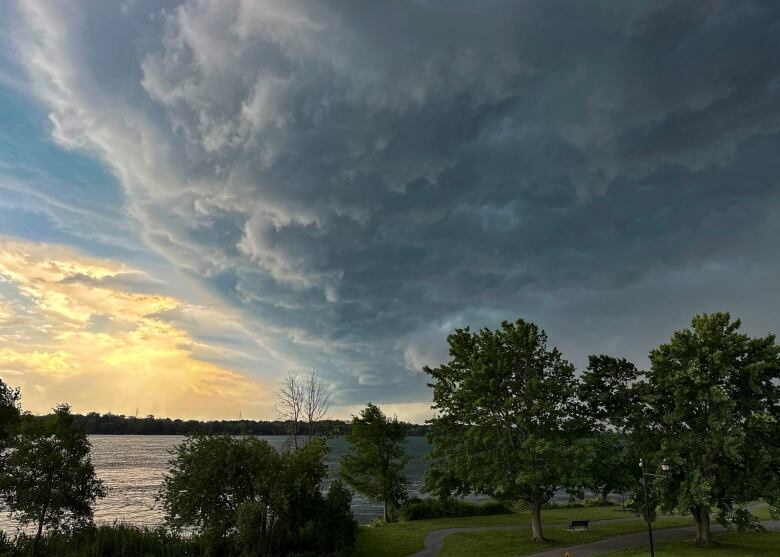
[568,520,589,531]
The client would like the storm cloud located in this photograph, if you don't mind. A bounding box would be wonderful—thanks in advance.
[8,0,780,414]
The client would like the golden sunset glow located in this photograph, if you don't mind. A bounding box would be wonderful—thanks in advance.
[0,238,273,419]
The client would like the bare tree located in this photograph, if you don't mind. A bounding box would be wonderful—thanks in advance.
[276,372,304,449]
[303,370,331,439]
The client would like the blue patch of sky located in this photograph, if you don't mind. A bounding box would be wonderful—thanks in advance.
[0,91,123,208]
[0,83,158,257]
[0,83,202,303]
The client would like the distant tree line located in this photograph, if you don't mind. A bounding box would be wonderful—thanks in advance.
[28,413,430,437]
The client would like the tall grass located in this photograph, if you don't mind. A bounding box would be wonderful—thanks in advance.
[0,523,201,557]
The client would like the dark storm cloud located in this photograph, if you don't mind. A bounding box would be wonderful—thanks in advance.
[14,0,780,408]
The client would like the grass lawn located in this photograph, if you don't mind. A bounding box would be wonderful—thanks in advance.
[439,515,694,557]
[750,506,775,520]
[602,530,780,556]
[355,505,660,557]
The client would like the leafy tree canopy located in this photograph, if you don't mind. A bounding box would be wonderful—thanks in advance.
[160,435,356,556]
[583,313,780,544]
[0,377,20,451]
[0,404,105,552]
[341,403,409,522]
[423,318,587,542]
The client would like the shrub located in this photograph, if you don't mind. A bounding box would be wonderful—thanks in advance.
[541,498,618,510]
[161,435,356,556]
[399,497,511,521]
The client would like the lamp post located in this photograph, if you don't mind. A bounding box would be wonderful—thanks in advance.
[639,458,669,557]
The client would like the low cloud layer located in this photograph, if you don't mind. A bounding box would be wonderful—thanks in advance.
[4,1,780,418]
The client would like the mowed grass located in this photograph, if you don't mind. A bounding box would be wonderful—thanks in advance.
[603,530,780,556]
[355,505,652,557]
[439,515,694,557]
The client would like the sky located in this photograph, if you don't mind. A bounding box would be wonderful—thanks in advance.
[1,1,779,422]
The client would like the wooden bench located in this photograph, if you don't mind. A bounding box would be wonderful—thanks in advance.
[568,520,589,531]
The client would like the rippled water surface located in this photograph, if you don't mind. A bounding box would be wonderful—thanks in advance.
[1,435,431,530]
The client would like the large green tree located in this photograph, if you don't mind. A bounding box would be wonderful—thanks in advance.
[340,403,409,522]
[582,313,780,544]
[424,319,585,542]
[0,404,105,554]
[161,435,282,542]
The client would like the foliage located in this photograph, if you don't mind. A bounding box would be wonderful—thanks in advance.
[161,435,281,537]
[574,431,636,502]
[0,378,20,452]
[159,435,356,556]
[0,377,21,517]
[579,355,641,429]
[0,524,201,557]
[399,497,511,521]
[582,312,780,544]
[541,498,618,509]
[309,480,357,556]
[43,412,429,436]
[423,318,588,542]
[0,404,105,551]
[341,403,409,523]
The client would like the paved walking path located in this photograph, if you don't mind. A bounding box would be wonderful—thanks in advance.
[406,516,644,557]
[407,518,780,557]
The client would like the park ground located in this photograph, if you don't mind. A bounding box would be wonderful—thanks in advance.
[604,530,780,556]
[355,504,777,557]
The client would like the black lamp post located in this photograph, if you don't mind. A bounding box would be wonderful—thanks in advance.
[639,458,670,557]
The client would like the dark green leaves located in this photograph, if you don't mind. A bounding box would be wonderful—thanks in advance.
[0,404,105,536]
[340,403,409,522]
[423,318,584,541]
[159,435,356,555]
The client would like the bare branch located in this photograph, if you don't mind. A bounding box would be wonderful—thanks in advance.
[303,370,331,439]
[276,372,304,448]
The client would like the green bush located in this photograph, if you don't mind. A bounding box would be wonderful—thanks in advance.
[541,498,618,510]
[399,497,511,521]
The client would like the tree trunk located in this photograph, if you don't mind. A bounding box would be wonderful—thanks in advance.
[33,503,48,557]
[530,499,544,542]
[692,505,711,544]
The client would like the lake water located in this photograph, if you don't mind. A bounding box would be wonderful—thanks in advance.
[1,435,431,531]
